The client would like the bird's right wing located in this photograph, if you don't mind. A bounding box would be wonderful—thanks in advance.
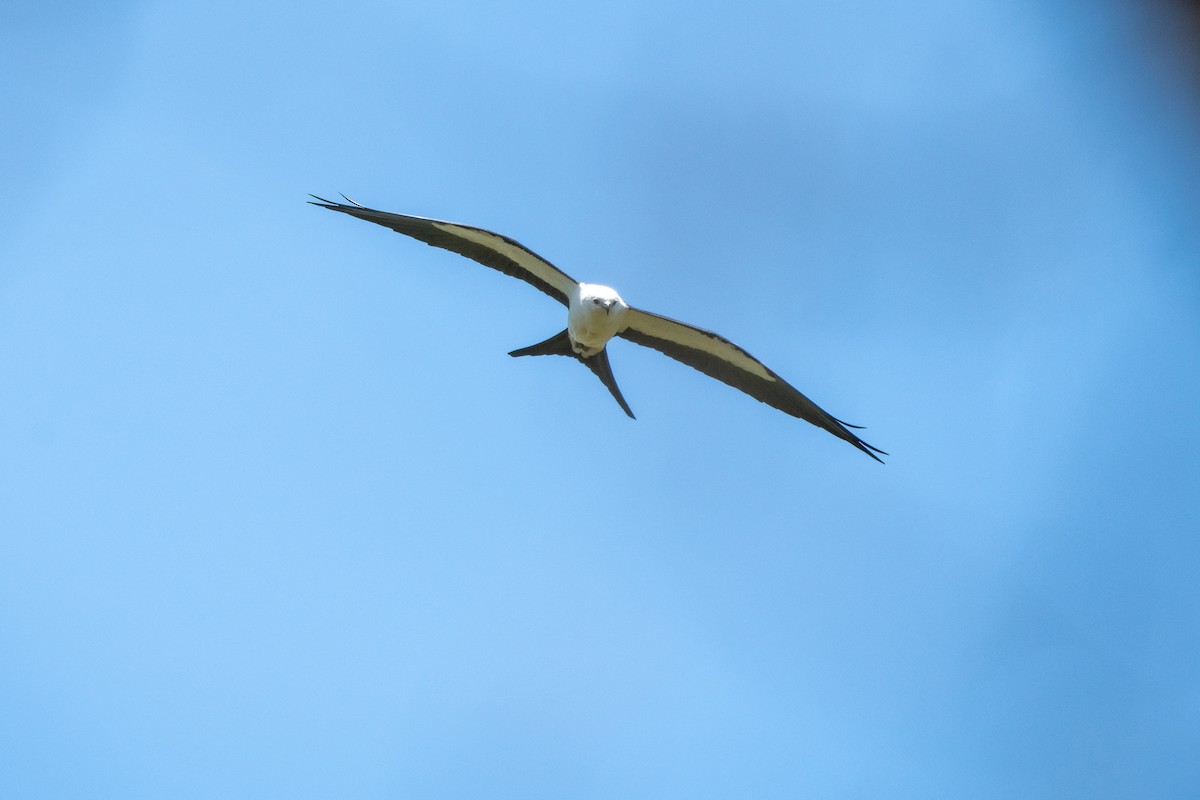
[310,196,578,306]
[618,308,885,461]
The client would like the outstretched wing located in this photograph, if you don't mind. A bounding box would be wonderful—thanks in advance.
[309,196,578,306]
[618,308,886,462]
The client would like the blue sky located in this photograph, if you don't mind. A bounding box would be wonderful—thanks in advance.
[2,1,1199,797]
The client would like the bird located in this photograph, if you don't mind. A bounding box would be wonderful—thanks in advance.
[310,195,886,462]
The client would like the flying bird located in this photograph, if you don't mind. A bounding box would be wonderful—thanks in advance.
[310,195,886,462]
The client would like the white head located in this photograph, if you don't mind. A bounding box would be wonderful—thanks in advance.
[569,283,629,355]
[577,282,628,316]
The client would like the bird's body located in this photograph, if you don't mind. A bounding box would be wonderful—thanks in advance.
[310,195,886,462]
[569,283,628,357]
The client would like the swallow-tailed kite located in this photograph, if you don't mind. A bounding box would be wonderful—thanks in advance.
[310,195,886,462]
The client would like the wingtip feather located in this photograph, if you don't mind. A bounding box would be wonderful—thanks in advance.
[308,193,368,210]
[857,440,888,463]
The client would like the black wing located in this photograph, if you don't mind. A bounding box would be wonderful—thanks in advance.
[618,308,886,462]
[310,196,577,306]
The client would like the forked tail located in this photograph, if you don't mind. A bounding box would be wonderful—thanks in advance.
[509,330,636,419]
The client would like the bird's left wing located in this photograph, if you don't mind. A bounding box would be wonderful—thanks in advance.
[310,196,578,306]
[618,308,886,462]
